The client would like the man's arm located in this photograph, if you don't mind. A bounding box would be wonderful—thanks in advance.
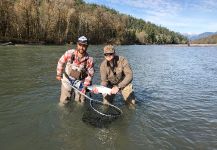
[83,57,94,87]
[56,50,73,78]
[100,61,108,86]
[117,58,133,88]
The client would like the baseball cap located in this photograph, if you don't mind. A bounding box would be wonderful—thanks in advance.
[103,45,115,54]
[77,36,88,45]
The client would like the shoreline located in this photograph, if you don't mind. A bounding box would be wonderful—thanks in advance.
[188,44,217,47]
[159,44,217,47]
[1,42,217,47]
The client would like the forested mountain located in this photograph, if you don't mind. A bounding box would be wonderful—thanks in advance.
[191,34,217,44]
[187,32,217,40]
[0,0,187,45]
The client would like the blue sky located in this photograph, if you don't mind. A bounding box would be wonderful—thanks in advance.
[84,0,217,34]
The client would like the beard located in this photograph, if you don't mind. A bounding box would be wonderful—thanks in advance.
[78,48,86,54]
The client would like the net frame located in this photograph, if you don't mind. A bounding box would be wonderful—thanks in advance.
[89,99,122,117]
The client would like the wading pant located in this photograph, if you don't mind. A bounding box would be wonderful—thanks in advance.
[59,76,85,104]
[103,83,136,105]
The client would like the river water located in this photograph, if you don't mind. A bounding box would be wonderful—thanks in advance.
[0,45,217,150]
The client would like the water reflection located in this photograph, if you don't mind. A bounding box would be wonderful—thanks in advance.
[95,128,117,145]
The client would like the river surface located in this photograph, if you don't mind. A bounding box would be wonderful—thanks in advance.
[0,45,217,150]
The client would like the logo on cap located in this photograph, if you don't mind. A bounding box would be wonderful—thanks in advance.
[78,36,88,45]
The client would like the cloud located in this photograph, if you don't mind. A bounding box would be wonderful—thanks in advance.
[188,0,217,12]
[113,0,182,16]
[85,0,217,33]
[122,0,217,33]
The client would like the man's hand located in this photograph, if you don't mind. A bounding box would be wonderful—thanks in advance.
[81,86,87,94]
[92,87,99,94]
[111,86,119,94]
[56,75,62,81]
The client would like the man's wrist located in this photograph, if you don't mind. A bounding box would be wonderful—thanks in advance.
[116,85,121,90]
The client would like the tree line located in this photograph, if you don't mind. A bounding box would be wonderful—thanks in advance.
[0,0,188,45]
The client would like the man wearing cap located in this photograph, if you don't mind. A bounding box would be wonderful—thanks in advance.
[98,45,136,106]
[56,36,94,105]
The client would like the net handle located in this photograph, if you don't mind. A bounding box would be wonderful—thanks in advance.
[61,78,94,100]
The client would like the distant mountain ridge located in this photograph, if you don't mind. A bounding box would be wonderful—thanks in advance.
[191,34,217,44]
[183,32,217,40]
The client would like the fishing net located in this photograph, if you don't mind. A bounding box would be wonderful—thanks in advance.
[82,99,122,128]
[62,75,122,128]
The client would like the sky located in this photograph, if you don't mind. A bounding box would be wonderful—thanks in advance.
[84,0,217,35]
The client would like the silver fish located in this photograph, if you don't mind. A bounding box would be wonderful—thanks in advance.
[87,85,112,95]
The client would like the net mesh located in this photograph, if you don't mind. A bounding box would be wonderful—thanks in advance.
[82,100,122,128]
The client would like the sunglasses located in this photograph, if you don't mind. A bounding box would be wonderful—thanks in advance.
[104,53,114,56]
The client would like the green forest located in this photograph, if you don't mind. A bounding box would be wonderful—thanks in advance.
[0,0,188,45]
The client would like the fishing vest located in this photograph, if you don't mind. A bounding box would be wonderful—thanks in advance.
[66,53,88,80]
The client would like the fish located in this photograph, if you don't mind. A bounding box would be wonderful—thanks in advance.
[62,74,112,95]
[87,85,112,95]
